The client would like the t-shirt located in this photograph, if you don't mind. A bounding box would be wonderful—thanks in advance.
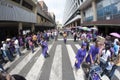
[14,39,20,48]
[86,45,99,63]
[100,50,111,62]
[114,44,120,55]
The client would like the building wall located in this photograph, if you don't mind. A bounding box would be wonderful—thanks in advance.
[63,0,80,24]
[84,0,120,22]
[0,0,36,23]
[97,0,120,21]
[36,2,56,28]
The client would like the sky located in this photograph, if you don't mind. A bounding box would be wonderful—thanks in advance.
[38,0,65,24]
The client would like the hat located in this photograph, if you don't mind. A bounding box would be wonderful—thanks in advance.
[82,43,87,46]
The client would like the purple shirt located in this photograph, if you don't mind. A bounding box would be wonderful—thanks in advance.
[76,49,86,61]
[86,45,99,63]
[75,48,86,69]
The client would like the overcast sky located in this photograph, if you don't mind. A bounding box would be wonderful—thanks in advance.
[38,0,65,24]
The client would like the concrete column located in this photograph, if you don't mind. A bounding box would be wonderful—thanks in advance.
[81,10,84,24]
[20,0,23,5]
[18,22,23,35]
[75,21,77,27]
[31,24,35,32]
[92,0,97,21]
[72,23,74,27]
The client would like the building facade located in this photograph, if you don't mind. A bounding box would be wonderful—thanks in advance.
[63,0,81,27]
[0,0,37,39]
[63,0,120,35]
[0,0,56,41]
[36,1,56,31]
[38,0,48,13]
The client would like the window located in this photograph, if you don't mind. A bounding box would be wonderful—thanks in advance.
[12,0,20,4]
[22,0,33,10]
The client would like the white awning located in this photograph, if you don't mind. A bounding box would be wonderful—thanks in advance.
[64,15,81,26]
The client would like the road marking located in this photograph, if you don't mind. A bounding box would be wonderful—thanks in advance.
[75,44,81,49]
[26,44,53,80]
[101,75,109,80]
[114,69,120,80]
[66,45,85,80]
[58,39,74,41]
[4,49,28,69]
[49,45,62,80]
[10,47,40,74]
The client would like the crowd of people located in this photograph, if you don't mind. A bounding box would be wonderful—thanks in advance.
[0,29,59,80]
[73,30,120,80]
[1,27,120,80]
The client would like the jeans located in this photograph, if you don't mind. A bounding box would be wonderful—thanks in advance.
[30,46,34,53]
[16,48,21,56]
[3,50,13,61]
[108,65,118,80]
[100,59,108,70]
[0,64,5,71]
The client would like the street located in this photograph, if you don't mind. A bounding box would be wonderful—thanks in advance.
[3,35,120,80]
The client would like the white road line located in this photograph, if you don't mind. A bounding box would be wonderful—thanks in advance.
[49,45,62,80]
[75,44,81,49]
[58,39,74,41]
[66,45,85,80]
[101,75,110,80]
[10,47,40,74]
[4,49,28,69]
[114,69,120,80]
[26,45,52,80]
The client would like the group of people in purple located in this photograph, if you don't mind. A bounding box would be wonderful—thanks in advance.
[74,32,120,80]
[0,29,58,72]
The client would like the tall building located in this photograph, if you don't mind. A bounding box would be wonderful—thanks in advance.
[63,0,120,35]
[0,0,37,39]
[36,1,56,31]
[63,0,81,27]
[48,12,56,21]
[38,0,48,13]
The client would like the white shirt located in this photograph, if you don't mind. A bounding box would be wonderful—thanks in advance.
[81,33,86,39]
[54,31,57,36]
[2,43,8,50]
[101,50,111,62]
[14,39,20,48]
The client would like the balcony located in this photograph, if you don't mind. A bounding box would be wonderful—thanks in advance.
[79,0,92,10]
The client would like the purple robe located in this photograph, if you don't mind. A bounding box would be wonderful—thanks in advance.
[41,41,48,57]
[86,45,99,63]
[75,48,86,69]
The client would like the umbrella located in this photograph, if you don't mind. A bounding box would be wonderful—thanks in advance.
[110,32,120,38]
[90,27,98,30]
[81,27,91,31]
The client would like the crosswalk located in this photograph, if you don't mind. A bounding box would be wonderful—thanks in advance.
[3,43,120,80]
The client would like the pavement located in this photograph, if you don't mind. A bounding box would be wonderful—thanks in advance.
[3,34,120,80]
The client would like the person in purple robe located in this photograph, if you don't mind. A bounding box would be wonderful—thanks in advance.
[40,37,49,58]
[75,43,87,69]
[86,41,101,64]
